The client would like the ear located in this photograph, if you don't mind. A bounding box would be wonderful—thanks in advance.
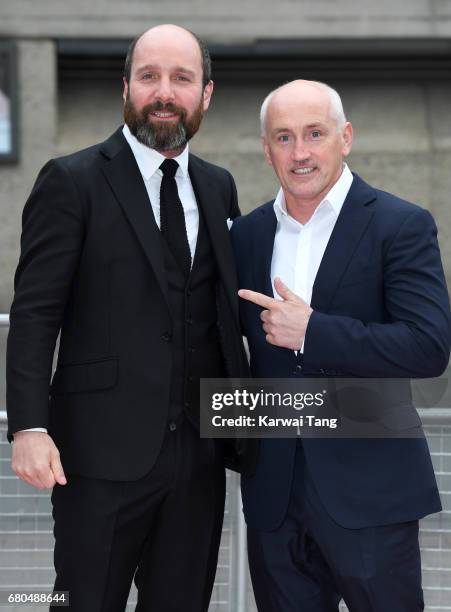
[342,122,353,157]
[202,80,214,111]
[262,136,273,167]
[122,77,129,105]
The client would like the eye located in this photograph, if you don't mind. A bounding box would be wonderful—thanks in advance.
[174,75,191,82]
[141,73,157,80]
[277,134,290,143]
[311,130,321,138]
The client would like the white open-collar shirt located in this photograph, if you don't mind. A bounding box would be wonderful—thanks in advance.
[271,164,353,353]
[271,163,353,303]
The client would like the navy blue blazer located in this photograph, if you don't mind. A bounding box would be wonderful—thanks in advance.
[231,174,450,531]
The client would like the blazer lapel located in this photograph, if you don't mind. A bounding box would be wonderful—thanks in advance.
[188,155,240,320]
[253,203,278,298]
[311,174,377,312]
[99,128,170,310]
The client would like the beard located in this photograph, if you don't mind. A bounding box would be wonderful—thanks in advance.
[124,94,204,152]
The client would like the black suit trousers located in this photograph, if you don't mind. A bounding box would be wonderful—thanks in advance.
[51,420,225,612]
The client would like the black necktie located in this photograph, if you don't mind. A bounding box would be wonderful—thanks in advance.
[159,158,191,278]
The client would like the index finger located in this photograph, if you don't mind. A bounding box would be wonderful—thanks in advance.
[238,289,277,309]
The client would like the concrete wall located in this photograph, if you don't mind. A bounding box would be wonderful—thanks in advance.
[0,40,56,311]
[1,0,451,39]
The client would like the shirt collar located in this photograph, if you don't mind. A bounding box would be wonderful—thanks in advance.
[122,123,189,180]
[273,163,354,224]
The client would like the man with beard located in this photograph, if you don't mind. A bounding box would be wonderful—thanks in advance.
[7,24,250,612]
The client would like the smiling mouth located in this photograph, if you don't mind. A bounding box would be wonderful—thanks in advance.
[292,167,316,175]
[150,111,179,120]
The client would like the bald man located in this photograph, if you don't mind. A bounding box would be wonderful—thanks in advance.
[231,80,450,611]
[7,25,251,611]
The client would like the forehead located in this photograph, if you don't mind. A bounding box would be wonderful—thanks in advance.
[267,88,334,132]
[132,29,203,74]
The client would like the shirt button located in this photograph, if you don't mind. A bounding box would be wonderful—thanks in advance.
[169,422,177,432]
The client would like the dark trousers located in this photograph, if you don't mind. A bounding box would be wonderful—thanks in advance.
[51,420,225,612]
[248,441,424,612]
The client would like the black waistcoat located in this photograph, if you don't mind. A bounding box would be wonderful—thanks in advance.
[162,211,226,425]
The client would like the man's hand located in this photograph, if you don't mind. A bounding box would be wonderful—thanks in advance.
[238,277,313,350]
[11,431,67,490]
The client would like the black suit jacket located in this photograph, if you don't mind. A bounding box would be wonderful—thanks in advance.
[7,127,252,480]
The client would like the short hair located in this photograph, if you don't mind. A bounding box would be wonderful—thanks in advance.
[123,28,212,89]
[260,80,347,136]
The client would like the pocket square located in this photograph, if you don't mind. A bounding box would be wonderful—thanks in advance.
[226,217,233,230]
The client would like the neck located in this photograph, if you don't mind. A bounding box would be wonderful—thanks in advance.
[284,196,321,225]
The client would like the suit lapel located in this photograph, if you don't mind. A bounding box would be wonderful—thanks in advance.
[99,128,170,310]
[253,203,278,298]
[188,155,239,320]
[311,174,377,311]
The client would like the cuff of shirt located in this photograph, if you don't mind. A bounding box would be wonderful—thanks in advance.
[295,338,306,356]
[16,428,48,434]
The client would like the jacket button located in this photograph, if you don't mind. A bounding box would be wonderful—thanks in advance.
[162,332,172,342]
[169,422,177,432]
[296,364,303,372]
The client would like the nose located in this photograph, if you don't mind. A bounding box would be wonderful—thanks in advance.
[291,140,310,163]
[154,75,175,103]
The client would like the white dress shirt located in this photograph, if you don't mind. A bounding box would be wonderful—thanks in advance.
[20,125,200,435]
[271,164,354,352]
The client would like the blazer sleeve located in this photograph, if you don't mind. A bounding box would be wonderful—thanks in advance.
[304,208,451,377]
[6,159,85,437]
[228,171,241,220]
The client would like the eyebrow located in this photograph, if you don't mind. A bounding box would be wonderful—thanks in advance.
[270,122,327,136]
[271,128,291,136]
[135,64,196,77]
